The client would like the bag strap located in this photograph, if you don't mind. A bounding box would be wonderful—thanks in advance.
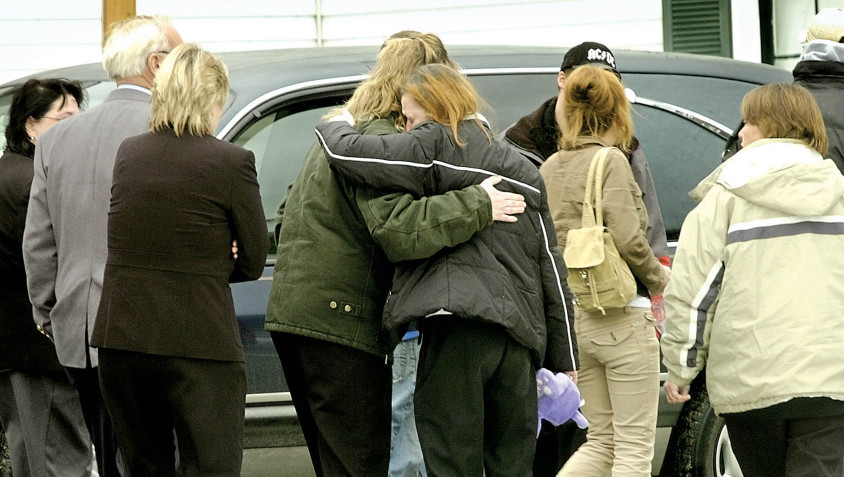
[581,147,612,228]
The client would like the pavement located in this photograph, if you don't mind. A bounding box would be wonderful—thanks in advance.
[242,446,316,477]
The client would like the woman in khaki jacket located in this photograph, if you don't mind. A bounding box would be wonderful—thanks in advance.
[539,65,669,477]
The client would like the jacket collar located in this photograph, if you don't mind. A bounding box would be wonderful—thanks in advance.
[798,40,844,63]
[690,139,823,202]
[715,139,843,216]
[570,135,613,149]
[504,96,559,160]
[116,83,152,95]
[103,86,154,104]
[793,58,844,81]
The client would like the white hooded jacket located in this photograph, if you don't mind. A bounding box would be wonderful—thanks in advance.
[662,138,844,414]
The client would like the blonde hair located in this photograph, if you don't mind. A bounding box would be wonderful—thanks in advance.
[402,64,486,146]
[102,15,173,80]
[741,83,828,155]
[150,43,229,137]
[559,65,633,153]
[334,33,457,130]
[383,31,458,69]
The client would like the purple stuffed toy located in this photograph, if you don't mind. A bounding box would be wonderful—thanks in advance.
[536,368,588,436]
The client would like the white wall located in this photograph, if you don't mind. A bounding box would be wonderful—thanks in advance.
[731,0,762,63]
[316,0,663,50]
[0,3,102,83]
[0,0,663,84]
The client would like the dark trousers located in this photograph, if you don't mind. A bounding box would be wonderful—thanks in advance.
[724,412,844,477]
[64,366,122,477]
[97,349,246,477]
[0,369,93,477]
[532,421,587,477]
[271,332,392,477]
[414,319,536,477]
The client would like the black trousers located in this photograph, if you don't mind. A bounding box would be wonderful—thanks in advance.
[532,420,587,477]
[414,319,537,477]
[724,412,844,477]
[271,332,392,477]
[65,365,122,477]
[97,349,246,477]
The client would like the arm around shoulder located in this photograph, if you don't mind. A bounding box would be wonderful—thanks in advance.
[357,185,493,262]
[316,121,439,197]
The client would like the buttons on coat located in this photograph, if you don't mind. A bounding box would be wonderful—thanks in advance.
[328,300,361,316]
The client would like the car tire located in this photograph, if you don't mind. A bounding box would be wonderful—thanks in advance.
[0,427,10,477]
[661,374,744,477]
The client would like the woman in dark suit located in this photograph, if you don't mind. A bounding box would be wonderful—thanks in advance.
[92,43,268,476]
[0,78,93,476]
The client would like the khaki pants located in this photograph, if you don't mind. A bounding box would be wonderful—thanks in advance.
[558,307,659,477]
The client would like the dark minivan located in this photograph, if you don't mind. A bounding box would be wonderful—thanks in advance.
[0,45,792,477]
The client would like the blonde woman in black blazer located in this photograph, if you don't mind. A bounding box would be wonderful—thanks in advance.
[91,43,268,476]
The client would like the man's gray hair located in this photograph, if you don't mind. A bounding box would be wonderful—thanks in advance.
[102,15,173,80]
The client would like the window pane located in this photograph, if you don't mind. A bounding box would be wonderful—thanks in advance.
[234,103,340,251]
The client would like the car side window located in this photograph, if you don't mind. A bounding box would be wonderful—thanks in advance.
[468,73,557,133]
[233,100,342,257]
[622,74,762,241]
[629,105,725,240]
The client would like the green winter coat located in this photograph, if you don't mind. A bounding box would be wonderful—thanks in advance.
[265,118,493,356]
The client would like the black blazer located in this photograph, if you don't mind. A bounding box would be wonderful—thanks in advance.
[91,129,269,362]
[0,150,62,371]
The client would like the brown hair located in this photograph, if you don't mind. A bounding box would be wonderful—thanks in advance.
[402,64,486,146]
[334,33,457,130]
[741,83,828,155]
[559,65,633,153]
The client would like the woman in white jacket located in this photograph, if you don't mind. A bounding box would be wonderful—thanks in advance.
[662,83,844,477]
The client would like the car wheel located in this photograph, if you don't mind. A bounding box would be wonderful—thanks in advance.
[661,374,744,477]
[0,427,10,477]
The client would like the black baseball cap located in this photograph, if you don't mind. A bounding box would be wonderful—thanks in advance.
[560,41,620,78]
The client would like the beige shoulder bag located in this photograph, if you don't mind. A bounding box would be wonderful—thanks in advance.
[563,147,637,314]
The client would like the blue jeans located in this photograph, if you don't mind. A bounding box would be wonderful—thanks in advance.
[389,335,427,477]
